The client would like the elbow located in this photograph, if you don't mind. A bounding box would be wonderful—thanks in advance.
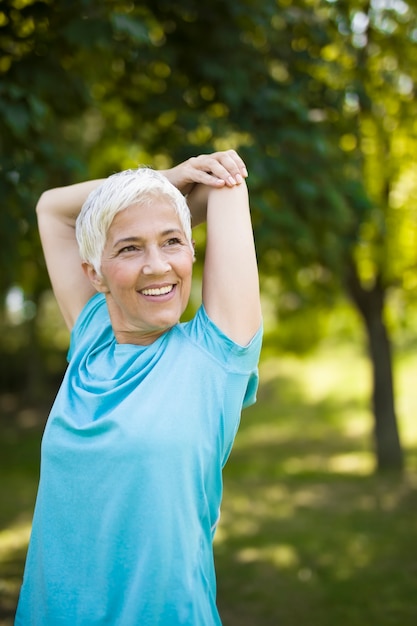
[36,190,49,216]
[36,189,56,216]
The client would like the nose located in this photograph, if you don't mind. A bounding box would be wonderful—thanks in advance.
[142,246,171,275]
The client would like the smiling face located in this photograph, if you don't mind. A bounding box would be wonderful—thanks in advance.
[84,197,194,345]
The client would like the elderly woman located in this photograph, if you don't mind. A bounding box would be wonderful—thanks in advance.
[15,151,262,626]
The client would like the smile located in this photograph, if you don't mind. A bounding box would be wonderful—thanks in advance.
[140,285,174,296]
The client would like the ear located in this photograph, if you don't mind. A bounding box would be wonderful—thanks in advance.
[82,263,109,293]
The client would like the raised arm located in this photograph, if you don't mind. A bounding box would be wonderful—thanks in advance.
[36,151,248,332]
[36,179,105,330]
[190,174,262,346]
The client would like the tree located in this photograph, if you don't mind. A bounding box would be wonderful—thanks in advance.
[130,0,410,471]
[0,0,124,395]
[309,0,417,470]
[347,0,417,470]
[2,0,416,470]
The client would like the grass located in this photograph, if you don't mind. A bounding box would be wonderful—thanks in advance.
[1,342,416,625]
[216,344,417,626]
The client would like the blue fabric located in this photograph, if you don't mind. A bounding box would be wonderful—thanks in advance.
[15,293,262,626]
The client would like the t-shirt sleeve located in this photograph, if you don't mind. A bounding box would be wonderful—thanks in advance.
[181,306,262,466]
[183,305,263,407]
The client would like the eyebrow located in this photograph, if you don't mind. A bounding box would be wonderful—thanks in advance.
[113,229,184,248]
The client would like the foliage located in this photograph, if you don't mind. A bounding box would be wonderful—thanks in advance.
[1,0,416,467]
[0,0,367,299]
[2,0,416,305]
[0,0,85,295]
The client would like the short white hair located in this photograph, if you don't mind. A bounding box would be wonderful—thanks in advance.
[75,167,193,274]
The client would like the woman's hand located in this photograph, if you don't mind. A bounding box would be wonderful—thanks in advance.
[162,150,248,196]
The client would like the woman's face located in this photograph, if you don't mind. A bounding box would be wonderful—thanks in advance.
[88,198,194,345]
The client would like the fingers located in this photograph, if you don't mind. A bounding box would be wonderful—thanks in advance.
[165,150,249,193]
[188,150,248,188]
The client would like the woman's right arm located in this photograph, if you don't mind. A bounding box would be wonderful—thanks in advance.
[36,179,105,331]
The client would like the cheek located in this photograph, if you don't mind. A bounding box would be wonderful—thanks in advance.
[102,261,138,288]
[179,255,194,282]
[181,260,194,305]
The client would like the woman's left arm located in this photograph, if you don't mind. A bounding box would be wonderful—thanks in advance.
[199,178,262,346]
[161,150,249,227]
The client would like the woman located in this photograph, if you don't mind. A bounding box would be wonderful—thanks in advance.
[15,150,262,625]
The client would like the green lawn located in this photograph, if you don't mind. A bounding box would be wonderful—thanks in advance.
[217,345,417,625]
[1,343,416,625]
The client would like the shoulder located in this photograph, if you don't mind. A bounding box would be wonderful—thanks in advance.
[178,305,263,373]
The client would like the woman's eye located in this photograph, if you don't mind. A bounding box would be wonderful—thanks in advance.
[166,237,181,246]
[119,245,138,253]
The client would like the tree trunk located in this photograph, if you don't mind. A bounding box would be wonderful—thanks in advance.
[345,261,403,472]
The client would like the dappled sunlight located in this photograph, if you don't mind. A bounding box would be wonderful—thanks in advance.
[282,451,374,475]
[235,422,284,447]
[243,347,417,480]
[217,463,417,624]
[216,514,261,544]
[295,349,370,406]
[397,353,417,445]
[232,534,374,584]
[282,453,329,475]
[342,413,370,438]
[326,451,374,474]
[217,347,417,623]
[0,520,31,563]
[236,543,299,569]
[259,343,370,404]
[0,519,31,625]
[317,532,373,581]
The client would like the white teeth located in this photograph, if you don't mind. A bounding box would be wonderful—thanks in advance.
[141,285,173,296]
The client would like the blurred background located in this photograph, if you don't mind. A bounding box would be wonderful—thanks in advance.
[1,0,417,624]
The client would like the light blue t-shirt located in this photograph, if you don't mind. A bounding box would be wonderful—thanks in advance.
[15,293,262,626]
